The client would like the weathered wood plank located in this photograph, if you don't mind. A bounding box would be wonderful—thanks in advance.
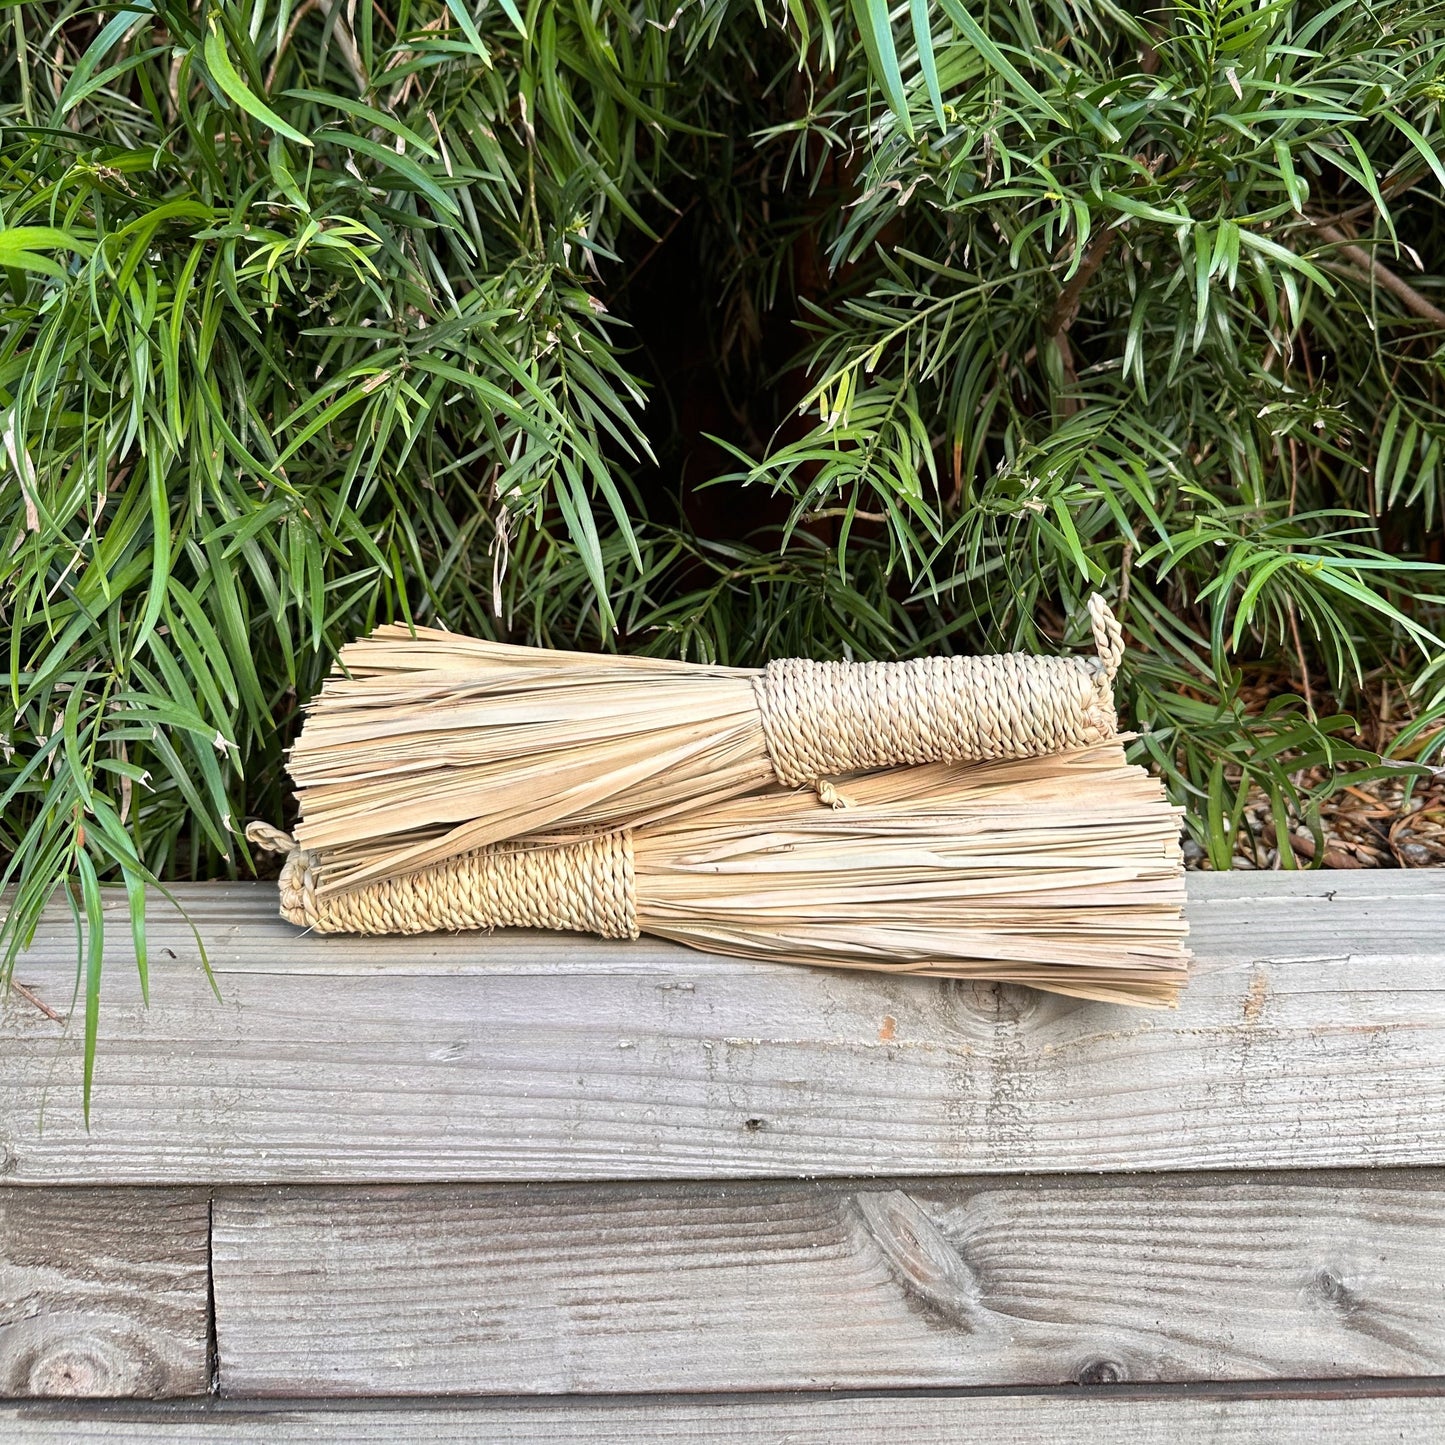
[212,1173,1445,1394]
[4,1390,1445,1443]
[2,873,1443,1183]
[0,1189,210,1397]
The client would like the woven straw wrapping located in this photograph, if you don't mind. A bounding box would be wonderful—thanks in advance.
[247,729,1191,1009]
[755,593,1123,785]
[246,822,638,937]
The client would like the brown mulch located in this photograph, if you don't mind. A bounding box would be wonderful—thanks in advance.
[1184,704,1445,871]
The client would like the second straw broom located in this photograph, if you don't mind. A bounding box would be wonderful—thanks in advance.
[251,741,1189,1008]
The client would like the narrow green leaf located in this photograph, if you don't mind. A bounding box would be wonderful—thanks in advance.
[493,0,526,36]
[936,0,1066,125]
[74,848,105,1127]
[0,225,95,269]
[55,8,150,114]
[319,131,460,218]
[852,0,912,137]
[1381,112,1445,190]
[203,15,313,147]
[908,0,946,129]
[281,90,437,154]
[443,0,492,60]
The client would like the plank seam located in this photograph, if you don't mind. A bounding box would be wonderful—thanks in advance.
[9,1379,1445,1413]
[206,1193,219,1397]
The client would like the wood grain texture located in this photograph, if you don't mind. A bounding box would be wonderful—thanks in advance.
[0,1189,210,1397]
[2,872,1443,1183]
[212,1173,1445,1394]
[4,1391,1445,1443]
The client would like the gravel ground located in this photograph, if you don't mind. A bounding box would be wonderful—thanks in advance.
[1184,714,1445,871]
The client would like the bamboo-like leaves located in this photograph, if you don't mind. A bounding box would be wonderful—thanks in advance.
[0,0,679,1105]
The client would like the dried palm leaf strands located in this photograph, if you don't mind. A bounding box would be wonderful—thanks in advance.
[250,741,1188,1008]
[288,597,1126,896]
[288,645,772,893]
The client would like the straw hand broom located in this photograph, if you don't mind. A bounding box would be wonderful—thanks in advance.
[251,742,1188,1007]
[288,597,1125,895]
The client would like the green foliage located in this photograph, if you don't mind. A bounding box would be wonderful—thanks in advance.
[3,0,1444,1103]
[787,0,1445,841]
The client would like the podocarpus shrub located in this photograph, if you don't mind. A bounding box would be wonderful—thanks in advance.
[2,0,1443,1102]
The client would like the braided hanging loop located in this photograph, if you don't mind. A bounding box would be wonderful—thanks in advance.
[1087,592,1125,679]
[753,594,1123,787]
[246,822,638,938]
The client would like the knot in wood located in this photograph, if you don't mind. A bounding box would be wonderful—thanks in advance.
[1076,1357,1127,1386]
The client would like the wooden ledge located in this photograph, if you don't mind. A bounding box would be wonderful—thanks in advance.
[1,873,1443,1184]
[4,875,1445,1417]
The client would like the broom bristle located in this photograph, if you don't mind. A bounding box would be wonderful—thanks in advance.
[634,744,1188,1006]
[291,626,773,893]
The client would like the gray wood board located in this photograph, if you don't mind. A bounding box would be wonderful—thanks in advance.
[212,1173,1445,1395]
[0,1188,210,1397]
[5,1391,1445,1443]
[3,872,1443,1183]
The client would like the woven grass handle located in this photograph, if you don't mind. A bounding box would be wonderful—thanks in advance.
[754,594,1123,787]
[247,823,638,937]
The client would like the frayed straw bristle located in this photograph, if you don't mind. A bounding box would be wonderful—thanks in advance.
[290,628,770,894]
[635,745,1187,1006]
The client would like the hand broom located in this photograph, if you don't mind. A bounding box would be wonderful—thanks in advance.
[249,740,1189,1007]
[286,597,1126,896]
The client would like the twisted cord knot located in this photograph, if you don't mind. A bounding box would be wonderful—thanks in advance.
[245,820,296,855]
[753,596,1123,789]
[1088,593,1124,680]
[247,824,639,938]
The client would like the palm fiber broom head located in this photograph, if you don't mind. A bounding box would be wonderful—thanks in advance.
[288,597,1126,896]
[251,741,1189,1008]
